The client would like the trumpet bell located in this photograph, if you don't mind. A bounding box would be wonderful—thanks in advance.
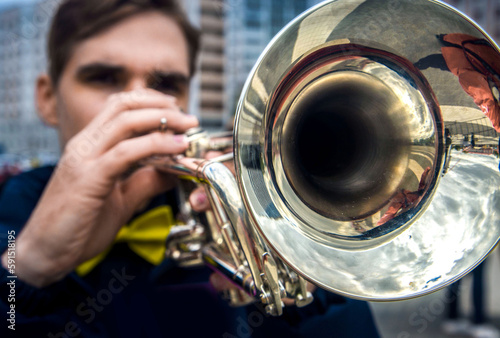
[234,0,500,300]
[277,43,442,228]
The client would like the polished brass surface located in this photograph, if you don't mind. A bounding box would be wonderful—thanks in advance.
[234,0,500,300]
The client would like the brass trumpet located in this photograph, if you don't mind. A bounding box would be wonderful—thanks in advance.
[146,0,500,315]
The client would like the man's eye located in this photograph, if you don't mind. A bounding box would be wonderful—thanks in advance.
[149,78,184,95]
[84,72,120,86]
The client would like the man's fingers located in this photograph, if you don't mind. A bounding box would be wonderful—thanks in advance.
[88,89,178,128]
[91,107,198,156]
[189,186,210,212]
[97,132,189,180]
[66,89,198,160]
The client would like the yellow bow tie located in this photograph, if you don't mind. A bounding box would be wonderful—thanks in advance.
[76,205,175,277]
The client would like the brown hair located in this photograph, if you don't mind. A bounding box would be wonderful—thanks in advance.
[48,0,200,85]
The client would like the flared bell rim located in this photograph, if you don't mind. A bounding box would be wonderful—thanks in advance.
[234,0,500,300]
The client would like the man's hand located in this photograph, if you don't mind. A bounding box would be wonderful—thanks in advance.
[4,90,199,287]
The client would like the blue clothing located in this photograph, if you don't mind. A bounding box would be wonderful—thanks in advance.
[0,166,379,337]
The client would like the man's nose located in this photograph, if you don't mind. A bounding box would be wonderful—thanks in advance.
[125,77,148,91]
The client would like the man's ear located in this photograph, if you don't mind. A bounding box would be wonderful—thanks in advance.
[36,73,59,127]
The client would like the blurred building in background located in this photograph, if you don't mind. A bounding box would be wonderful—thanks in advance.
[0,0,499,161]
[183,0,226,129]
[0,0,58,158]
[186,0,323,129]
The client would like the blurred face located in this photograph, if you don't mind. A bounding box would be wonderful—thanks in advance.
[50,11,191,146]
